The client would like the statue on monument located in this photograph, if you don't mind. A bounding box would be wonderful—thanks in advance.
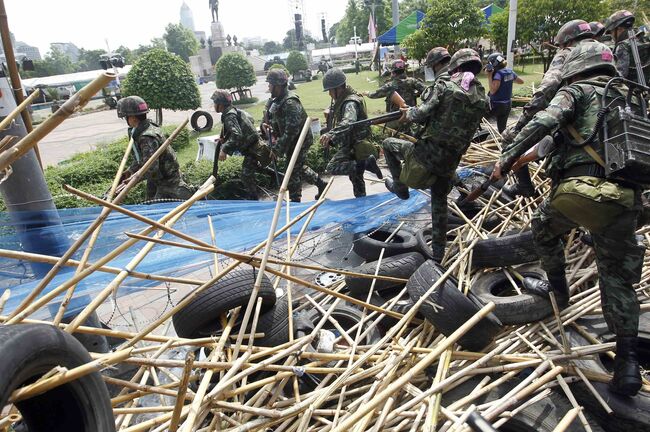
[209,0,219,22]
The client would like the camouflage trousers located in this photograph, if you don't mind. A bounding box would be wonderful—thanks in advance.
[146,174,196,201]
[326,146,367,198]
[285,142,320,202]
[383,138,453,253]
[532,197,644,337]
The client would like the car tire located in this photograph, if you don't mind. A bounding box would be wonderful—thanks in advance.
[468,267,553,325]
[406,260,503,351]
[172,268,276,338]
[0,324,115,432]
[352,224,419,261]
[345,252,424,296]
[190,110,214,133]
[471,230,539,269]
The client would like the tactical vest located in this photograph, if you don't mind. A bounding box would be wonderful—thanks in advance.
[331,88,371,141]
[269,92,309,139]
[222,106,259,151]
[421,74,488,148]
[135,121,180,180]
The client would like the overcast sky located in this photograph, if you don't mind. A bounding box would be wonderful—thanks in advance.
[5,0,351,56]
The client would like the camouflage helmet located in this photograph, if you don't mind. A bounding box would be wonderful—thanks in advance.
[322,68,346,91]
[117,96,149,118]
[604,10,635,33]
[561,41,616,80]
[554,19,594,46]
[425,47,451,68]
[391,59,407,73]
[589,21,606,38]
[448,48,482,75]
[211,89,232,105]
[486,52,506,70]
[266,68,289,86]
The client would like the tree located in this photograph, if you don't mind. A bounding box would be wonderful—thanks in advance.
[399,0,430,19]
[77,48,105,72]
[282,29,317,51]
[489,0,605,71]
[336,0,392,46]
[403,0,485,55]
[262,41,283,55]
[121,48,200,124]
[163,23,199,62]
[328,22,340,44]
[286,51,308,75]
[214,53,256,98]
[115,45,135,65]
[34,45,76,76]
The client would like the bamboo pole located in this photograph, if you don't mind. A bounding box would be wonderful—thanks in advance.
[10,348,132,402]
[0,88,41,132]
[53,137,135,325]
[551,407,581,432]
[5,119,192,323]
[168,350,195,432]
[330,303,495,432]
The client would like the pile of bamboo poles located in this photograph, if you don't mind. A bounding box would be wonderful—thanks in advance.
[0,117,648,432]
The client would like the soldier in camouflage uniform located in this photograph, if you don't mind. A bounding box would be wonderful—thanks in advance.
[589,21,607,42]
[604,10,645,84]
[262,69,326,202]
[493,41,645,396]
[117,96,194,201]
[364,59,426,111]
[212,89,272,200]
[319,68,383,198]
[503,19,596,197]
[382,49,488,260]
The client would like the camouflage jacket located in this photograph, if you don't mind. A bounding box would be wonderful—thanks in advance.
[128,120,180,182]
[367,76,426,110]
[220,106,259,155]
[326,86,371,150]
[267,91,312,156]
[500,75,641,180]
[406,73,488,177]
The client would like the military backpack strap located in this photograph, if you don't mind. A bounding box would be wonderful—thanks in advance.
[565,124,606,167]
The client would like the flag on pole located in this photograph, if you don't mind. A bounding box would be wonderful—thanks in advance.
[368,13,377,42]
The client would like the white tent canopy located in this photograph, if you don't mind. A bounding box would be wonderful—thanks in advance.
[311,43,375,61]
[22,66,131,89]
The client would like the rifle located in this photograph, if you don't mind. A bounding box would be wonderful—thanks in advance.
[628,29,648,87]
[329,110,403,137]
[458,136,554,205]
[265,124,281,187]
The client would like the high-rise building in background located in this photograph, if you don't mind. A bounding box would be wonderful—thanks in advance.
[180,1,196,31]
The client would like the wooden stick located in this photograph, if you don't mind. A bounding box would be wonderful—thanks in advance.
[552,407,581,432]
[330,303,495,432]
[168,350,195,432]
[5,119,193,323]
[0,88,41,132]
[53,137,135,325]
[11,348,132,402]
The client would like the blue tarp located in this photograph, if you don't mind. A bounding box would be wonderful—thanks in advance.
[0,193,429,318]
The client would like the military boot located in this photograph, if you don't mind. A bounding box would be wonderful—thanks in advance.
[365,155,383,179]
[385,178,409,200]
[503,167,536,198]
[314,178,327,200]
[611,336,643,397]
[522,273,570,309]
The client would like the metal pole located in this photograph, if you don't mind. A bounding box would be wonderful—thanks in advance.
[392,0,400,55]
[0,0,41,168]
[506,0,518,67]
[354,26,359,60]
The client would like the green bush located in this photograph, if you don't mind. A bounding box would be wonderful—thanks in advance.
[161,125,191,151]
[215,53,256,92]
[286,51,308,75]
